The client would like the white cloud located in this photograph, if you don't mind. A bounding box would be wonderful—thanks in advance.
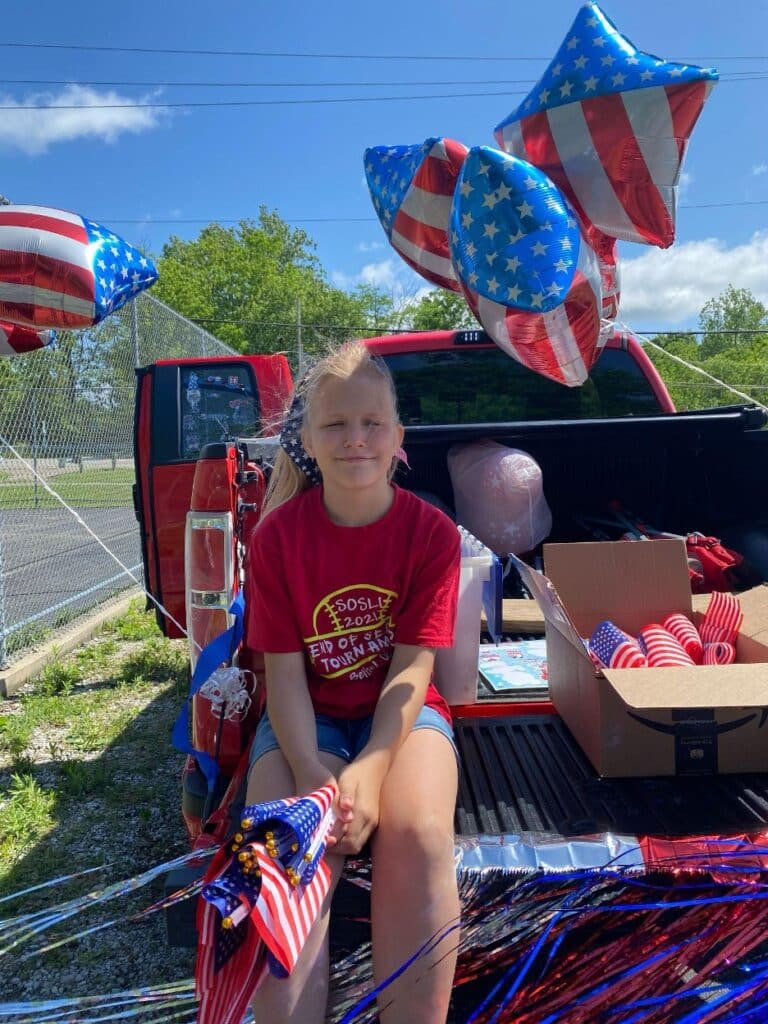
[355,240,386,253]
[753,163,768,177]
[331,259,433,313]
[0,85,168,155]
[620,231,768,325]
[332,258,410,291]
[678,170,692,196]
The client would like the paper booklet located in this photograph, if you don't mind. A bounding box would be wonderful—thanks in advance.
[478,638,548,694]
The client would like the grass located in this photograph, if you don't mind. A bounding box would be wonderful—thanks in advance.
[0,773,57,860]
[0,597,190,895]
[0,466,135,510]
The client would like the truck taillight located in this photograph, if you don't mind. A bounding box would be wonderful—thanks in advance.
[185,511,235,672]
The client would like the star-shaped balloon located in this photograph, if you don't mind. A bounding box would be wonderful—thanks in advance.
[365,137,468,290]
[0,205,158,330]
[0,321,54,356]
[450,146,607,387]
[494,1,718,248]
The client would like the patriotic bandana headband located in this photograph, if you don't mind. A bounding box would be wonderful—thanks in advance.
[279,391,322,485]
[279,357,408,484]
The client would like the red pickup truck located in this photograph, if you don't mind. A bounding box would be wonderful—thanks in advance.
[134,327,768,1017]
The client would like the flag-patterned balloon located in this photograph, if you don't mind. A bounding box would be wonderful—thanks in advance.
[195,786,335,1024]
[700,591,743,645]
[594,233,620,323]
[589,620,647,669]
[0,205,158,330]
[638,624,695,667]
[494,2,718,248]
[0,320,54,356]
[662,613,703,664]
[450,146,606,387]
[365,138,468,291]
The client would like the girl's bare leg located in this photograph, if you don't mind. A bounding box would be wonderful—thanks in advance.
[370,728,459,1024]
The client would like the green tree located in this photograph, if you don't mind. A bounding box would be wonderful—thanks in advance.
[699,285,768,358]
[152,209,391,362]
[645,286,768,410]
[401,288,476,331]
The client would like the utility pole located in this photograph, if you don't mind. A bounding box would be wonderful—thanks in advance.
[296,296,303,376]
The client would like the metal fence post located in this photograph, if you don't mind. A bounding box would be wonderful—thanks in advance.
[296,296,303,376]
[131,298,140,368]
[0,530,7,669]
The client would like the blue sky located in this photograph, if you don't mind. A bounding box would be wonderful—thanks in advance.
[1,0,766,333]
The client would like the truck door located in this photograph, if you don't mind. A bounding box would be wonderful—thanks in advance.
[133,353,292,637]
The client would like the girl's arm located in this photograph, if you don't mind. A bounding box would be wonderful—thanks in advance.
[335,643,436,854]
[264,651,337,796]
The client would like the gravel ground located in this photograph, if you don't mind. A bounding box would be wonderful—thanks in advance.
[0,627,200,1021]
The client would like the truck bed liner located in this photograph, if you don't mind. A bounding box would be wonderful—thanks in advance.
[454,713,768,838]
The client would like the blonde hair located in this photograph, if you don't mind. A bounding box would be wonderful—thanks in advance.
[262,340,401,518]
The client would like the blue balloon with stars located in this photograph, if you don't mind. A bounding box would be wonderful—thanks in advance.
[450,146,582,315]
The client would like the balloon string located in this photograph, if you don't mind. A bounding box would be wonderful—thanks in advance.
[633,328,768,414]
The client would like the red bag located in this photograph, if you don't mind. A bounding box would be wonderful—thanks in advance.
[684,533,757,593]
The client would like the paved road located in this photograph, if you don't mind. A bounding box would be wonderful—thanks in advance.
[1,506,142,647]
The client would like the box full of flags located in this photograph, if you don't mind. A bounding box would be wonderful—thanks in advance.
[509,539,768,778]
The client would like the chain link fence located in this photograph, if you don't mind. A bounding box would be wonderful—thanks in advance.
[0,294,241,667]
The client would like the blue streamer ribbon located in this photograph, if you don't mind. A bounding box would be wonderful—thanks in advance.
[171,590,245,793]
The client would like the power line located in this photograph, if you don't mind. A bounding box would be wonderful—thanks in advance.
[2,75,764,111]
[188,317,768,337]
[0,77,541,88]
[0,41,766,61]
[633,328,768,335]
[97,198,768,226]
[0,73,765,89]
[0,90,525,110]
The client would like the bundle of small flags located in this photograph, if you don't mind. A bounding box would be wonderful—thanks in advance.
[195,785,335,1024]
[589,592,743,670]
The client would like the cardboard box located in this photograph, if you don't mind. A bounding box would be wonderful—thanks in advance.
[510,539,768,777]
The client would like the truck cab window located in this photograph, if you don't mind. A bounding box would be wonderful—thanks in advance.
[383,347,662,424]
[180,366,260,459]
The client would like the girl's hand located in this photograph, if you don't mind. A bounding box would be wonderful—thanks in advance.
[291,760,345,849]
[333,759,387,855]
[292,759,338,800]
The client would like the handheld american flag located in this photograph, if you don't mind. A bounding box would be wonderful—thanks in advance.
[702,641,736,666]
[662,613,704,664]
[195,786,335,1024]
[364,138,468,291]
[589,620,647,669]
[638,625,695,668]
[493,2,718,249]
[700,591,743,646]
[450,146,606,387]
[0,205,158,330]
[0,320,54,356]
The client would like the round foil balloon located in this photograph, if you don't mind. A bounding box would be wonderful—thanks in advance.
[0,321,54,356]
[0,205,158,330]
[493,1,718,248]
[364,137,468,291]
[450,146,606,387]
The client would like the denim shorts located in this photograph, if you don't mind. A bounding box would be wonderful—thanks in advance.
[249,703,458,768]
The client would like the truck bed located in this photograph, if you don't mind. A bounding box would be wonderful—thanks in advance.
[454,711,768,839]
[458,598,768,840]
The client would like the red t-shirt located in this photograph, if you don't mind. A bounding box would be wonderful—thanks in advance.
[246,485,460,722]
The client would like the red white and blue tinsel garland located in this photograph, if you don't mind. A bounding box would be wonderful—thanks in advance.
[7,834,768,1021]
